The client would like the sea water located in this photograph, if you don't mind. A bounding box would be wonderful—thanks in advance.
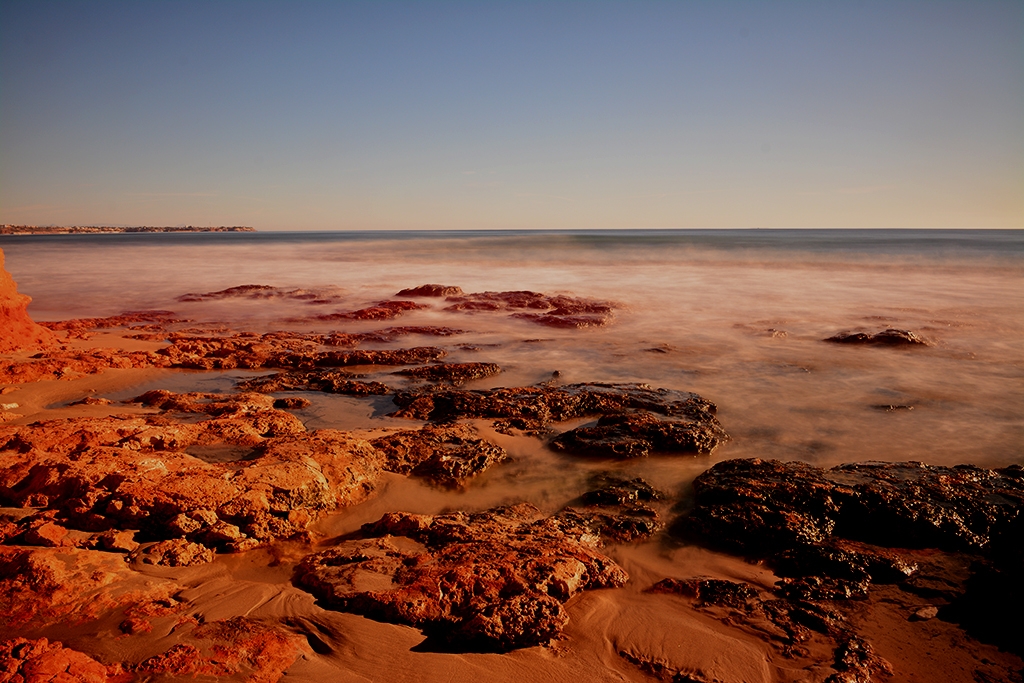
[3,229,1022,489]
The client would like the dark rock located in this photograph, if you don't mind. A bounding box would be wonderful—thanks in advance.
[684,457,1024,656]
[391,383,723,446]
[273,397,312,409]
[687,459,1024,555]
[776,576,870,601]
[577,475,661,507]
[396,284,464,297]
[826,635,893,683]
[369,423,508,487]
[238,371,392,396]
[824,329,929,346]
[394,362,501,385]
[647,577,759,609]
[550,411,727,458]
[295,504,628,652]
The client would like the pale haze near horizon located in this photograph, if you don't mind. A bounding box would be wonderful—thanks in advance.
[1,1,1021,231]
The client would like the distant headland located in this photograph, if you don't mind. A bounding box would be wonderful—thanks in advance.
[0,225,256,235]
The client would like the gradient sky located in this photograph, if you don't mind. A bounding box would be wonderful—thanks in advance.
[1,1,1021,230]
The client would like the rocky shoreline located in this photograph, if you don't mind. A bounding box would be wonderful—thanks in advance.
[0,251,1020,682]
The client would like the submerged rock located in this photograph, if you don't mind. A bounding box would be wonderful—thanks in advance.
[296,503,627,652]
[563,475,664,543]
[393,362,501,385]
[176,283,344,305]
[441,290,615,328]
[824,329,929,346]
[237,370,392,396]
[396,284,464,297]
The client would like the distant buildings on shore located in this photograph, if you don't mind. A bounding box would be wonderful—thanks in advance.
[0,225,256,235]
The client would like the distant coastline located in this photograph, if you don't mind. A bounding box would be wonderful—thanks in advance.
[0,225,256,235]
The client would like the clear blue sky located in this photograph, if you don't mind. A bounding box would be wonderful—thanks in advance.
[1,0,1021,229]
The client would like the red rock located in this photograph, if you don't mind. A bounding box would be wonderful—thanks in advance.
[297,503,628,651]
[0,392,383,564]
[137,617,307,682]
[0,637,124,683]
[138,539,215,567]
[97,529,139,553]
[23,521,74,548]
[0,248,57,353]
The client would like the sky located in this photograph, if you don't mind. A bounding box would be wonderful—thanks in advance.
[1,1,1021,230]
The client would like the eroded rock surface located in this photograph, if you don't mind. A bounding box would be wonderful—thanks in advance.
[683,458,1024,657]
[0,637,127,682]
[369,423,508,487]
[296,503,628,651]
[0,391,382,563]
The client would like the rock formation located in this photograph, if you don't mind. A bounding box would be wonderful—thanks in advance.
[296,504,628,652]
[0,248,56,353]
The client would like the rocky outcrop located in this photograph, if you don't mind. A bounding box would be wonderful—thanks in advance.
[644,576,892,683]
[0,637,127,682]
[0,391,382,563]
[296,503,628,651]
[0,248,57,353]
[687,459,1023,555]
[682,458,1024,657]
[391,382,727,455]
[369,423,508,487]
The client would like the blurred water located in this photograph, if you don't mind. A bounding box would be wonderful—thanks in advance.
[4,229,1022,480]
